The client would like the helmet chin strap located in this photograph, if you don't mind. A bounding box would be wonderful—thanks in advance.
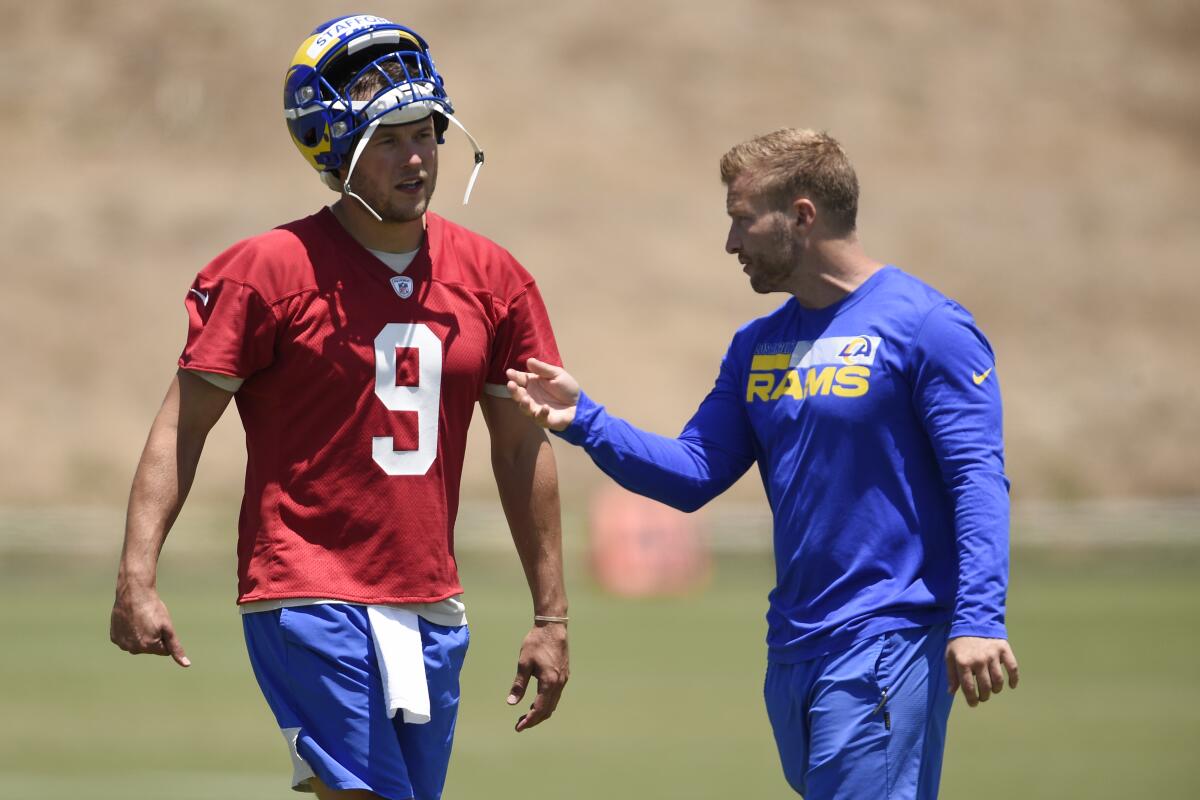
[440,111,485,205]
[339,108,486,217]
[343,116,385,222]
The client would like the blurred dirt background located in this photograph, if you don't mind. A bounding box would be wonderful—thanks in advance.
[4,0,1199,510]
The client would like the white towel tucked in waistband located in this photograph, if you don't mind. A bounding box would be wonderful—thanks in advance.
[367,606,430,724]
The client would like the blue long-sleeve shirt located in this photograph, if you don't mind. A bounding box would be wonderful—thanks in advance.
[557,266,1010,662]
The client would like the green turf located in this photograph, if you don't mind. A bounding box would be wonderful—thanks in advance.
[1,540,1197,799]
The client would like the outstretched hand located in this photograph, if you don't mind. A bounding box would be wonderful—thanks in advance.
[506,359,581,432]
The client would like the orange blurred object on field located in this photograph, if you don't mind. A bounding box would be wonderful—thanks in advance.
[588,484,712,596]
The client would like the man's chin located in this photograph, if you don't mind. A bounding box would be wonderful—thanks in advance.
[381,199,429,224]
[748,274,777,294]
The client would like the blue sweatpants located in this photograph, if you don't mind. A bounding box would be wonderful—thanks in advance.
[764,624,953,799]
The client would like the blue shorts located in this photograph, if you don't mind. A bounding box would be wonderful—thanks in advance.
[764,624,953,799]
[243,604,469,800]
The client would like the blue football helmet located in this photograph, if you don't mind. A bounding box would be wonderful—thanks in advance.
[283,14,483,208]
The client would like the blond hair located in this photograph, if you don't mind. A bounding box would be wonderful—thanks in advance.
[719,128,859,235]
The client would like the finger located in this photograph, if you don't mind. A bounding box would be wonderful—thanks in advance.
[515,386,541,411]
[110,627,130,651]
[148,630,180,657]
[509,387,537,417]
[516,697,550,732]
[113,635,139,654]
[521,395,542,418]
[505,369,528,388]
[974,664,992,702]
[162,628,191,668]
[526,358,561,379]
[946,652,959,695]
[507,384,529,407]
[1001,647,1020,689]
[515,678,563,732]
[507,663,531,706]
[139,634,170,656]
[533,671,566,717]
[958,664,979,707]
[110,613,140,652]
[988,657,1005,695]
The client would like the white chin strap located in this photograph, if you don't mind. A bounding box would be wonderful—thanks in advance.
[338,85,486,219]
[343,115,386,221]
[442,111,485,205]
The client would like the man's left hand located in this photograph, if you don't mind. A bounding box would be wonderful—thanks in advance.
[946,636,1019,707]
[507,622,569,731]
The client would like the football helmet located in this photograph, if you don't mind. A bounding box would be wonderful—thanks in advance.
[283,14,484,211]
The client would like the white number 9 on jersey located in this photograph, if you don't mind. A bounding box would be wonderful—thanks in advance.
[373,323,442,475]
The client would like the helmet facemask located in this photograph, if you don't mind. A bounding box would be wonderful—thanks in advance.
[284,17,484,214]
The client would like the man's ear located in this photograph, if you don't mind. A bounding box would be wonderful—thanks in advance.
[793,197,817,229]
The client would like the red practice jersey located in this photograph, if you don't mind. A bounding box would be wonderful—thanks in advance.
[179,208,560,604]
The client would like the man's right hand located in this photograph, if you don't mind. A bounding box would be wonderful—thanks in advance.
[506,358,580,432]
[110,584,191,667]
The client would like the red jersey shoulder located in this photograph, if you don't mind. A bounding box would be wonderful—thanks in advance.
[428,213,536,302]
[196,214,323,303]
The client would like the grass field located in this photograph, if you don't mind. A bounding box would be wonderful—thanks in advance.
[2,527,1198,799]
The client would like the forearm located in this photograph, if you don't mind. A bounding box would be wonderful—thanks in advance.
[949,469,1010,639]
[493,434,567,616]
[557,392,751,513]
[118,418,202,588]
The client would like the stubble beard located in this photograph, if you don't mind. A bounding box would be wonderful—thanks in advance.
[380,201,426,224]
[748,223,799,294]
[348,172,438,224]
[379,181,437,224]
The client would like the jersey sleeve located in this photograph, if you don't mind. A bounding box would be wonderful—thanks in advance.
[484,282,560,397]
[909,301,1011,640]
[555,339,757,512]
[177,254,278,380]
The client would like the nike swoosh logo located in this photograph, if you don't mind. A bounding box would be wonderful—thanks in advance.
[189,288,210,307]
[972,367,994,385]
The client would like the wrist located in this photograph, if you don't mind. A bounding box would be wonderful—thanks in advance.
[553,408,576,432]
[116,565,158,593]
[533,598,567,618]
[553,390,595,444]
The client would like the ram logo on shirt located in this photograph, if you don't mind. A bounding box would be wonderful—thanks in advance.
[746,336,881,402]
